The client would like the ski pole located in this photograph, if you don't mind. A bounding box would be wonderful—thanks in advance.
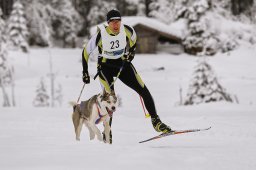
[139,96,151,118]
[109,61,126,88]
[76,83,85,103]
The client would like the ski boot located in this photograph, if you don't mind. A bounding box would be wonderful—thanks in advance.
[151,115,172,133]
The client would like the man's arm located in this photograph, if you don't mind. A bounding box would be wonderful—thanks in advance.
[124,25,137,61]
[82,33,98,72]
[82,31,101,83]
[124,24,137,47]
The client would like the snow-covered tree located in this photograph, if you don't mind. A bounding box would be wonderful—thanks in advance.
[87,1,116,26]
[62,15,76,48]
[145,0,152,16]
[113,0,139,16]
[149,0,176,24]
[73,0,92,36]
[176,0,220,56]
[0,0,14,18]
[51,0,81,47]
[54,84,63,107]
[0,9,15,107]
[174,0,256,55]
[33,78,50,107]
[184,59,233,105]
[231,0,254,15]
[0,8,7,52]
[136,0,146,16]
[23,0,82,47]
[0,8,9,106]
[25,0,51,46]
[7,0,29,52]
[44,0,82,48]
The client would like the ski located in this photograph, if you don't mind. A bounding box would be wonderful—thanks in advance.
[139,127,211,143]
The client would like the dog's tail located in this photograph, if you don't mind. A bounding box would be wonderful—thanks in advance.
[70,101,81,140]
[69,101,77,112]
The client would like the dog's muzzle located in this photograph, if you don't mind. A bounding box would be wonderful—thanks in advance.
[106,107,115,117]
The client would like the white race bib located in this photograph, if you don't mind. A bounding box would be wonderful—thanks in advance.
[100,25,126,59]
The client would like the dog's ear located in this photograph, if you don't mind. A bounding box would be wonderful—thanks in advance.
[110,90,116,96]
[103,89,107,96]
[98,93,103,101]
[101,89,108,101]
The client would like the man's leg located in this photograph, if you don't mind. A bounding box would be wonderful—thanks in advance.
[119,63,172,133]
[98,69,114,93]
[98,66,117,143]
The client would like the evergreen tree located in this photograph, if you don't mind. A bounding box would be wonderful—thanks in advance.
[231,0,254,15]
[0,8,9,106]
[52,0,81,47]
[184,59,233,105]
[54,84,63,107]
[87,0,116,26]
[149,0,176,24]
[145,0,152,16]
[175,0,220,56]
[0,0,14,18]
[25,0,51,46]
[33,78,50,107]
[0,9,7,58]
[137,0,146,16]
[7,0,29,52]
[113,0,139,16]
[62,15,76,48]
[0,8,13,107]
[73,0,92,36]
[45,0,82,47]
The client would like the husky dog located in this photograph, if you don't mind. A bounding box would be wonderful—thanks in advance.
[71,90,117,144]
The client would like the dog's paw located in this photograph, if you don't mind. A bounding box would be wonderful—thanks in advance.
[90,133,95,140]
[76,137,80,141]
[106,139,111,144]
[97,135,103,142]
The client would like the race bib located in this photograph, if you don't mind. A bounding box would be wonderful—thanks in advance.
[100,25,126,59]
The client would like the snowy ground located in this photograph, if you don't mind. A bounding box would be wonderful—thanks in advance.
[0,46,256,170]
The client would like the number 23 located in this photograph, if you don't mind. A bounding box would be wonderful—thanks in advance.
[110,40,119,49]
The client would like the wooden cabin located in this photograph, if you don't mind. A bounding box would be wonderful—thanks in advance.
[133,24,183,54]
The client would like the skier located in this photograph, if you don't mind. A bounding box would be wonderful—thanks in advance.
[82,9,172,142]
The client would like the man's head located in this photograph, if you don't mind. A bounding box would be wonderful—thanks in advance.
[107,9,121,34]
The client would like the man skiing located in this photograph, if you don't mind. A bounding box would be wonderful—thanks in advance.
[82,9,172,142]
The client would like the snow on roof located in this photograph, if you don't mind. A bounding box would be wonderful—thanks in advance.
[90,16,183,39]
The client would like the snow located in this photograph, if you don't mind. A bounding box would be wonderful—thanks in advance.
[169,19,188,36]
[207,12,256,44]
[1,45,256,169]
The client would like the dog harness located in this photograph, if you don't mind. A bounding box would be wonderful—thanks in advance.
[95,104,104,124]
[95,99,108,124]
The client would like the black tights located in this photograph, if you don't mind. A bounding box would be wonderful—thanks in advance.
[99,61,157,117]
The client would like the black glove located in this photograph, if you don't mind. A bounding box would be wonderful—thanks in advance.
[125,45,136,62]
[127,51,135,62]
[82,71,90,84]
